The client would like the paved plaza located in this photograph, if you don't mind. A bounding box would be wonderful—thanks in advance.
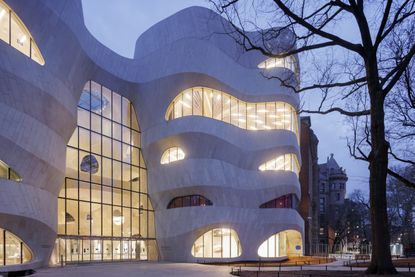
[31,262,232,277]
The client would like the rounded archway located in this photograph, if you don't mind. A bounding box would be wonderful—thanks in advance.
[257,229,302,258]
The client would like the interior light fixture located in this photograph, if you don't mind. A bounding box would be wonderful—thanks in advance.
[17,35,27,45]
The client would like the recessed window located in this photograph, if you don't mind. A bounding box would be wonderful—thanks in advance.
[259,194,296,209]
[0,159,22,182]
[257,55,297,73]
[160,147,185,164]
[0,0,45,65]
[0,228,32,265]
[165,87,298,137]
[167,195,212,209]
[258,153,300,174]
[191,228,241,258]
[257,230,302,258]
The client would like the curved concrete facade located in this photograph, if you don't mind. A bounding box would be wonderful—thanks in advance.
[0,0,303,270]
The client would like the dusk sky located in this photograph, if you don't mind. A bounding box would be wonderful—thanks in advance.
[82,0,370,195]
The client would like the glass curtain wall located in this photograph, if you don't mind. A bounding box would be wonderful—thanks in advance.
[258,153,300,175]
[56,81,156,263]
[191,228,241,258]
[0,228,32,266]
[165,87,299,137]
[0,0,45,65]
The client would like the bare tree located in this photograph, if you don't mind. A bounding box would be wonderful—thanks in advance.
[210,0,415,274]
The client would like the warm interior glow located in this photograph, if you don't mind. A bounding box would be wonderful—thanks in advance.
[0,228,32,265]
[258,153,300,175]
[160,147,185,164]
[165,87,299,138]
[191,228,241,258]
[0,159,22,182]
[0,0,45,65]
[56,81,155,263]
[258,230,302,258]
[257,55,297,72]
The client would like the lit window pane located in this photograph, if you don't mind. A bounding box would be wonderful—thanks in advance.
[192,228,241,258]
[258,230,302,258]
[10,13,30,57]
[203,88,213,118]
[160,147,185,164]
[165,87,298,139]
[58,81,153,263]
[0,1,44,64]
[259,153,299,175]
[0,3,10,43]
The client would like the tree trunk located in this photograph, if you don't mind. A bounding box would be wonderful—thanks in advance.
[365,54,397,274]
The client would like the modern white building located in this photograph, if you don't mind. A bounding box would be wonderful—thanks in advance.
[0,0,303,272]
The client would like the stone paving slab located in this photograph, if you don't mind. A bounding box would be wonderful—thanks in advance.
[32,262,233,277]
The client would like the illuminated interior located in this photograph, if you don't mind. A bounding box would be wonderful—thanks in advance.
[160,147,185,164]
[0,159,21,182]
[165,87,298,136]
[54,81,156,263]
[0,228,32,266]
[257,55,296,73]
[259,194,297,209]
[258,153,300,175]
[191,228,241,258]
[0,0,44,65]
[257,230,302,258]
[167,195,212,209]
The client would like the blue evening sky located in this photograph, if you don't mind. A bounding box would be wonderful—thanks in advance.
[82,0,370,195]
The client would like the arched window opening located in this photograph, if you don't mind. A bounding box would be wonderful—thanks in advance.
[0,159,22,182]
[0,228,32,266]
[258,153,300,175]
[160,147,185,164]
[259,194,297,209]
[0,0,45,65]
[257,230,302,258]
[167,195,212,209]
[191,228,241,258]
[257,55,297,73]
[165,87,298,137]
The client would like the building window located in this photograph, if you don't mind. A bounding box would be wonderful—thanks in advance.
[258,154,300,175]
[257,230,302,258]
[165,87,299,137]
[0,228,32,266]
[0,159,21,182]
[319,183,325,193]
[167,195,212,209]
[0,0,44,65]
[259,194,296,209]
[191,228,241,258]
[319,197,325,213]
[257,55,297,73]
[56,81,156,263]
[160,147,185,164]
[336,193,340,201]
